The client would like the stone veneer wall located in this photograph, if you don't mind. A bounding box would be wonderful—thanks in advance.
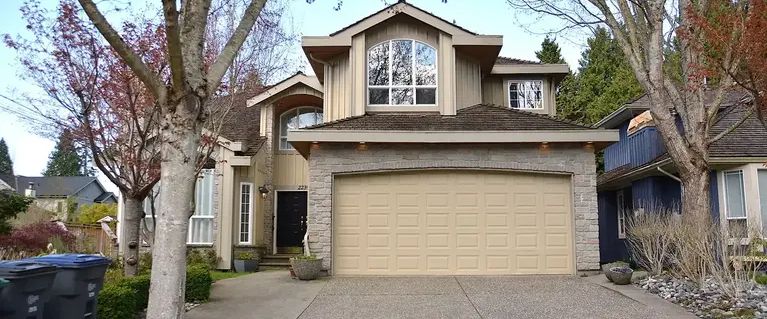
[306,143,600,272]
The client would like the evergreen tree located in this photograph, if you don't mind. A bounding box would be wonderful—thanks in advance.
[536,36,566,64]
[0,139,12,175]
[43,130,90,176]
[556,27,643,125]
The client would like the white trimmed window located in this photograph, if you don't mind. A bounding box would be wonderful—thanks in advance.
[508,80,544,109]
[367,39,437,106]
[617,190,627,239]
[239,183,253,244]
[279,107,323,150]
[724,170,747,219]
[189,169,216,244]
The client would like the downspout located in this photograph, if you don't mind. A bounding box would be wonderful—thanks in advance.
[308,52,330,121]
[304,52,329,258]
[657,166,684,199]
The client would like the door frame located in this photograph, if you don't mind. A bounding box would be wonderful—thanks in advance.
[330,168,577,276]
[273,189,309,253]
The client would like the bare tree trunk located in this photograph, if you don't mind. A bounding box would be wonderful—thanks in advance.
[123,196,143,276]
[146,107,201,319]
[680,167,712,225]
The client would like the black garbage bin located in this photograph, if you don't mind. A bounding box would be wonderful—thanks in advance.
[0,260,59,319]
[30,254,111,319]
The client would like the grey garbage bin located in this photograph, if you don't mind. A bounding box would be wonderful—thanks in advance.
[0,260,59,319]
[30,254,111,319]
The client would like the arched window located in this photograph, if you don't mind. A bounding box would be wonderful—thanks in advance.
[279,106,323,150]
[368,39,437,106]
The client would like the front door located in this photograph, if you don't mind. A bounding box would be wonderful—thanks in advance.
[276,191,307,248]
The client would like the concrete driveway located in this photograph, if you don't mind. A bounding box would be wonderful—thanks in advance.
[187,271,693,319]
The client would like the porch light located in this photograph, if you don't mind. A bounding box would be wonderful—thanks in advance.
[258,185,270,199]
[311,142,320,150]
[356,142,368,151]
[584,142,594,151]
[539,142,550,154]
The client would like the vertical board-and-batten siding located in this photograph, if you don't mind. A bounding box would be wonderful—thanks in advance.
[455,51,482,109]
[323,54,351,122]
[274,153,309,186]
[603,123,667,172]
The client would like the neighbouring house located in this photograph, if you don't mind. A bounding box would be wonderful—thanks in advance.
[120,1,619,275]
[0,174,117,221]
[596,92,767,264]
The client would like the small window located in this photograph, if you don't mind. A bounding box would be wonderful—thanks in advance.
[617,190,627,239]
[724,170,747,219]
[279,107,323,150]
[367,39,437,106]
[508,80,544,109]
[239,183,253,244]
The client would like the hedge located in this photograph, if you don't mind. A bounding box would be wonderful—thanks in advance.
[97,266,213,318]
[97,284,138,319]
[185,264,213,302]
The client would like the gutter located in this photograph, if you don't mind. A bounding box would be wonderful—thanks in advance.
[657,167,681,183]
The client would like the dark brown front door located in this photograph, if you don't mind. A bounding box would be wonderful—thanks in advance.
[276,191,307,248]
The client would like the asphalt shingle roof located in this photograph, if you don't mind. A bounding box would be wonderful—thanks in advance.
[495,56,541,65]
[209,89,267,156]
[709,104,767,157]
[305,104,593,131]
[12,176,97,197]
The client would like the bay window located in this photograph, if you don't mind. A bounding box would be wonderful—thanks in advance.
[368,39,437,106]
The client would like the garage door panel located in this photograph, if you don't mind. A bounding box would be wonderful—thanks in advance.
[333,170,574,275]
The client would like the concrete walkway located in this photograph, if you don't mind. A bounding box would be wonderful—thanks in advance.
[186,271,695,319]
[185,270,328,319]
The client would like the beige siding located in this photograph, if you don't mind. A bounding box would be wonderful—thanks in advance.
[323,53,352,122]
[455,52,482,109]
[364,16,439,49]
[273,153,309,187]
[481,75,557,116]
[351,34,366,117]
[438,32,455,115]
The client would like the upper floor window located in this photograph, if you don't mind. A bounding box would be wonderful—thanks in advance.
[280,106,323,150]
[368,39,437,106]
[508,80,543,109]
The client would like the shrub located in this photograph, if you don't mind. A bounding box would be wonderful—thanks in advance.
[76,203,117,224]
[0,190,33,234]
[235,251,256,260]
[625,206,677,275]
[187,249,218,268]
[0,221,75,258]
[97,284,138,319]
[186,264,213,302]
[755,273,767,285]
[118,274,151,310]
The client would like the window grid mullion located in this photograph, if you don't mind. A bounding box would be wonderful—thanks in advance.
[411,40,417,103]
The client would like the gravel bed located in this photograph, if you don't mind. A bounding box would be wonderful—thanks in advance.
[639,276,767,318]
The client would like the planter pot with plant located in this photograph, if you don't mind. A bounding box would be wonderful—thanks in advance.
[290,255,323,280]
[233,251,259,273]
[602,261,630,282]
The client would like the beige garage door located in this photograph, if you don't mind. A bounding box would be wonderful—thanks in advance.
[333,170,574,275]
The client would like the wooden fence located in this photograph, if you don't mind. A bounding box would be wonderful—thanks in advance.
[65,223,118,258]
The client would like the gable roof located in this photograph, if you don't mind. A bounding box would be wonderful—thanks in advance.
[329,0,477,38]
[246,72,322,107]
[709,103,767,158]
[94,192,117,203]
[11,176,99,197]
[304,104,591,131]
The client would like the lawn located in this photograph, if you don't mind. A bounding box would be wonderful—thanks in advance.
[210,270,250,282]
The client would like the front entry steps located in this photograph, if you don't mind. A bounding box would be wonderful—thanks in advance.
[260,253,300,269]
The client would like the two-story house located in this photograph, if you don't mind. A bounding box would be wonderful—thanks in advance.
[596,93,767,264]
[127,1,619,275]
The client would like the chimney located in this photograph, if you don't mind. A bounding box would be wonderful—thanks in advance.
[25,182,36,198]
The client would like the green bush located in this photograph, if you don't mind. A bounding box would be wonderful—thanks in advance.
[186,264,213,302]
[187,249,218,268]
[118,274,151,310]
[756,273,767,285]
[97,284,138,319]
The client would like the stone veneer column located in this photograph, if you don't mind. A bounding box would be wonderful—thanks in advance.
[306,144,600,271]
[261,104,275,253]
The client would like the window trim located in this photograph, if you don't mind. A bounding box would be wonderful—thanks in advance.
[723,170,748,220]
[239,182,254,245]
[617,190,627,239]
[506,79,545,110]
[279,106,323,151]
[366,39,438,107]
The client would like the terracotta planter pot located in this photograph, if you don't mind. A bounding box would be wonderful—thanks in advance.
[290,258,323,280]
[609,267,634,285]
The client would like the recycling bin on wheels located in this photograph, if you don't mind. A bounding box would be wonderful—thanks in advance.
[0,260,59,319]
[0,278,8,293]
[30,254,111,319]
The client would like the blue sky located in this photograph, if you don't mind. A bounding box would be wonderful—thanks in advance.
[0,0,588,190]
